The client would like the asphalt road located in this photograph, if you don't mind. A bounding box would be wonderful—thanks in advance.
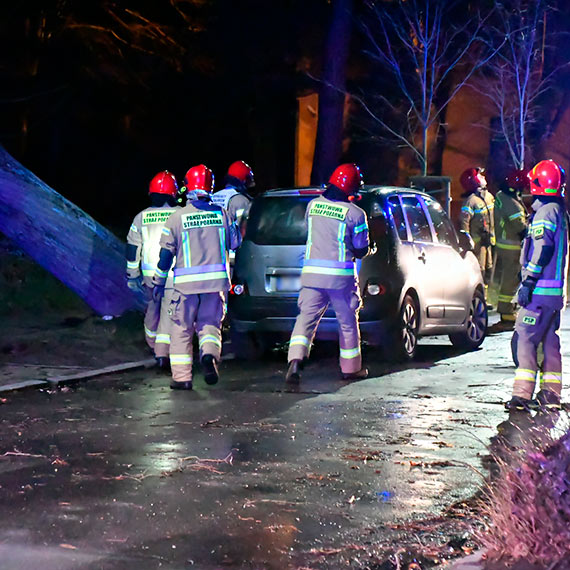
[0,312,569,570]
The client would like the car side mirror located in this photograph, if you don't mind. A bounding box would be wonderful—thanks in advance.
[457,231,474,257]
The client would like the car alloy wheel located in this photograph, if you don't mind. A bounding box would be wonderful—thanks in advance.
[399,294,419,360]
[466,292,486,343]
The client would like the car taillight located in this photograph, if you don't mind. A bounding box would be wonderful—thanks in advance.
[231,283,246,295]
[366,282,386,296]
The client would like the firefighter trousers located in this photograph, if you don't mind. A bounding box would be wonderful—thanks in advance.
[496,249,521,319]
[512,306,562,399]
[168,291,226,383]
[144,288,174,358]
[288,285,363,374]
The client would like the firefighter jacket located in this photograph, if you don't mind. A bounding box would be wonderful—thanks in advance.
[127,205,178,288]
[460,189,495,246]
[153,200,241,294]
[493,190,528,252]
[300,194,370,290]
[521,198,569,310]
[211,186,252,225]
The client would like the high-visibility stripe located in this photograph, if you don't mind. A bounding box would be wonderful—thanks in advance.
[174,271,227,284]
[174,263,226,276]
[498,294,513,302]
[155,267,168,279]
[338,223,346,262]
[199,334,222,348]
[496,242,521,251]
[354,222,368,234]
[526,262,542,273]
[182,232,191,267]
[156,334,171,344]
[290,335,310,347]
[306,217,312,259]
[130,224,138,233]
[532,220,557,231]
[162,227,171,235]
[145,327,157,338]
[541,372,562,384]
[509,212,524,220]
[461,206,473,215]
[219,227,226,264]
[304,259,354,269]
[534,287,564,296]
[127,260,139,269]
[235,208,245,220]
[340,347,361,359]
[170,354,192,365]
[302,266,355,276]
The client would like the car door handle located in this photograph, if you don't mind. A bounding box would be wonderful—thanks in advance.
[418,251,426,263]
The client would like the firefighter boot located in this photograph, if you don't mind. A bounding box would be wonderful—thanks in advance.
[285,359,302,384]
[156,356,171,372]
[202,354,219,385]
[170,380,193,390]
[504,395,536,412]
[342,368,369,381]
[535,389,561,410]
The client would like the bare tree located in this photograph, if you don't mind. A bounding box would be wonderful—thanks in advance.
[358,0,501,175]
[473,0,567,171]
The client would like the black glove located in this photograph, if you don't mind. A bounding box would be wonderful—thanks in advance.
[152,284,165,302]
[517,278,536,307]
[127,276,143,294]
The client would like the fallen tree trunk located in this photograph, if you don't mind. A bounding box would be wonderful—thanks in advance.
[0,146,144,316]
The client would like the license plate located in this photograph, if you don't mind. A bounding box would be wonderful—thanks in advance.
[275,276,301,292]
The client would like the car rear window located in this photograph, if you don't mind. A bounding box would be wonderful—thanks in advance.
[246,196,313,245]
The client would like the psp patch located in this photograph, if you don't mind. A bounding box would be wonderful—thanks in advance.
[309,201,349,221]
[182,211,223,229]
[522,315,537,325]
[533,227,545,239]
[143,210,173,225]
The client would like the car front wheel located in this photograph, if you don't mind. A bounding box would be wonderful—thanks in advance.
[386,294,419,362]
[449,289,487,350]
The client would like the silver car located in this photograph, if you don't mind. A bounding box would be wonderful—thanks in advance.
[229,186,487,360]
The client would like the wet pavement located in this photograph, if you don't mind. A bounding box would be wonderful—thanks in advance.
[0,311,569,569]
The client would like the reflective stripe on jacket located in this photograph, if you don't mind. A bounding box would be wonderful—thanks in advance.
[460,189,495,245]
[126,205,178,287]
[155,200,241,294]
[493,190,527,250]
[521,199,569,309]
[301,196,369,290]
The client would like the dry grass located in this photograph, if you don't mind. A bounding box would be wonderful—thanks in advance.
[478,412,570,568]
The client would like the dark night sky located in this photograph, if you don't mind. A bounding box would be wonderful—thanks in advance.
[0,0,330,231]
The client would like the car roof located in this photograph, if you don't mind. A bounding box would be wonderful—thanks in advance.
[259,185,431,199]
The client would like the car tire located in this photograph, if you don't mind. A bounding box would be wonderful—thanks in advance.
[449,289,487,350]
[386,294,419,362]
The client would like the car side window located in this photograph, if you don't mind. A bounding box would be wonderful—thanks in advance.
[387,196,408,241]
[401,196,433,242]
[424,198,459,248]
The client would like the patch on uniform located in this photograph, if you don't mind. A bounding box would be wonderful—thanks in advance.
[143,211,173,225]
[182,211,223,229]
[309,202,349,221]
[533,227,544,239]
[522,315,537,325]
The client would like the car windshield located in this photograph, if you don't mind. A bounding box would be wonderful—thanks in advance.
[246,195,314,245]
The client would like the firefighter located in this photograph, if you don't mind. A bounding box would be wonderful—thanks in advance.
[459,167,496,303]
[506,159,568,411]
[211,160,256,227]
[493,170,529,327]
[285,163,370,384]
[152,164,241,390]
[126,170,179,369]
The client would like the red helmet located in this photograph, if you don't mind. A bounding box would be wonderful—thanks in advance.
[505,169,530,192]
[528,160,566,198]
[460,167,486,193]
[227,160,255,188]
[328,163,363,195]
[183,164,214,194]
[149,170,178,196]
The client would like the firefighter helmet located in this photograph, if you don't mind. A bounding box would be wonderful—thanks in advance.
[149,170,178,196]
[528,160,566,198]
[460,167,486,193]
[183,164,214,194]
[505,169,530,193]
[227,160,255,189]
[329,163,363,195]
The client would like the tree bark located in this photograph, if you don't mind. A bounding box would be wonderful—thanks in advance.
[311,0,353,185]
[0,146,144,316]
